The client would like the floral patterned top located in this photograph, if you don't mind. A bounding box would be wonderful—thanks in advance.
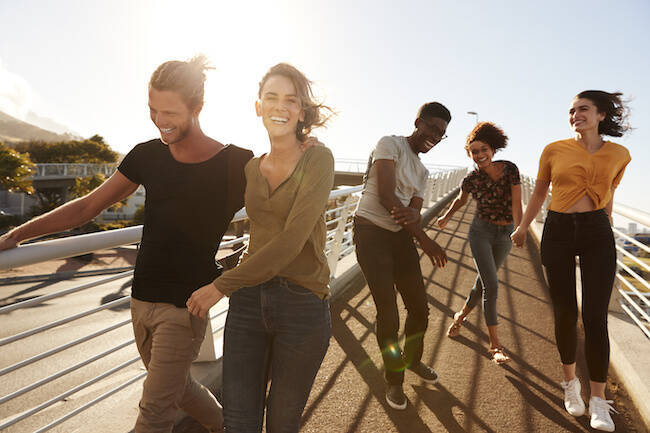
[461,160,521,223]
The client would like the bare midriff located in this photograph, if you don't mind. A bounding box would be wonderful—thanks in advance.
[564,194,598,214]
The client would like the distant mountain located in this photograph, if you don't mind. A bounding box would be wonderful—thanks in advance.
[0,110,76,144]
[26,111,82,138]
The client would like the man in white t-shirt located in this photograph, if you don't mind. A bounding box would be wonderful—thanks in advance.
[353,102,450,410]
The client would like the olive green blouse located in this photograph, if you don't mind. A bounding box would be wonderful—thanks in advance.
[212,146,335,298]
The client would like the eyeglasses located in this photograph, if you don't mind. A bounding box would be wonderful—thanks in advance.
[418,118,447,141]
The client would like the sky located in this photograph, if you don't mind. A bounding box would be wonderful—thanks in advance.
[1,0,649,224]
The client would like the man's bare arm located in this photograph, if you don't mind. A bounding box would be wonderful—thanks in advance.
[0,172,139,250]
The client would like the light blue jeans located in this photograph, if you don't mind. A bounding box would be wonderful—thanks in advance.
[464,217,514,326]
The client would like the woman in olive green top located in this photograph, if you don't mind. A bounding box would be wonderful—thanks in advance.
[187,63,334,433]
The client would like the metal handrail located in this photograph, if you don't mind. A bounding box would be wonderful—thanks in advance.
[0,296,130,346]
[0,319,131,377]
[0,271,133,314]
[33,372,147,433]
[0,339,135,404]
[0,357,141,430]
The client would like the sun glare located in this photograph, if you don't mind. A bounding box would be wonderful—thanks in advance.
[140,0,310,154]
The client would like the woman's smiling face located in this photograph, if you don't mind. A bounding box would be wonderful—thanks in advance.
[256,74,305,139]
[467,140,495,169]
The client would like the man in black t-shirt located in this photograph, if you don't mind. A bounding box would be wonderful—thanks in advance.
[0,56,252,432]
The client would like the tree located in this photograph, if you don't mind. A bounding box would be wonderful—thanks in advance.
[69,173,127,211]
[13,135,121,215]
[13,135,119,163]
[0,142,35,194]
[133,205,145,225]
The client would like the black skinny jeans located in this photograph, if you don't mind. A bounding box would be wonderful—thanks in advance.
[540,209,616,383]
[353,223,429,386]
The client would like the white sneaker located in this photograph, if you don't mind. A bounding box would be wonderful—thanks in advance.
[560,377,585,416]
[589,396,618,432]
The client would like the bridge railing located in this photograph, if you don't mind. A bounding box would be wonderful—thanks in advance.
[0,167,468,433]
[520,175,650,339]
[34,163,117,179]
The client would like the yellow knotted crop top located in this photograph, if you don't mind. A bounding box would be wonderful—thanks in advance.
[537,139,631,212]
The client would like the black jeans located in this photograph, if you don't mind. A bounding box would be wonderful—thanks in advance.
[540,209,616,383]
[353,223,429,385]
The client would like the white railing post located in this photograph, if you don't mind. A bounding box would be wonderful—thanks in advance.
[327,195,355,276]
[423,177,434,208]
[443,172,452,195]
[195,310,219,362]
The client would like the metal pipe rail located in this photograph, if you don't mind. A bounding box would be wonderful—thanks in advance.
[34,163,118,179]
[0,357,141,430]
[0,339,135,405]
[0,171,468,432]
[0,295,130,346]
[0,270,133,314]
[0,319,132,377]
[33,372,148,433]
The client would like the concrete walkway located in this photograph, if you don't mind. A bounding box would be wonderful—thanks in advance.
[176,202,647,432]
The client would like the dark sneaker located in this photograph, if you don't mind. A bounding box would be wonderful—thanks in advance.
[385,385,407,410]
[408,362,439,384]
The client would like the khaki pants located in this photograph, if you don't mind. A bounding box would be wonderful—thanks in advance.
[130,298,223,433]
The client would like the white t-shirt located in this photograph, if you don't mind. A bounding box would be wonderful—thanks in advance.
[355,135,429,232]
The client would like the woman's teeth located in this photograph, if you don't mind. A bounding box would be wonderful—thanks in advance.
[160,127,174,133]
[271,116,288,124]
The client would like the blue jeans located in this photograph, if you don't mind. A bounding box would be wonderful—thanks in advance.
[465,217,514,326]
[222,277,331,433]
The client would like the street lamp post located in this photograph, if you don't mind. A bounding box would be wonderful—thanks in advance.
[467,111,479,124]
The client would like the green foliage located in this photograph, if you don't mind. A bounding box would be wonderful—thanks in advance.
[133,205,145,225]
[0,142,35,194]
[30,188,66,215]
[96,220,133,231]
[0,213,22,231]
[69,173,126,211]
[71,173,106,197]
[13,135,121,216]
[13,135,118,163]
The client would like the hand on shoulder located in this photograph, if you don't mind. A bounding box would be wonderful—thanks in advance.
[301,136,326,151]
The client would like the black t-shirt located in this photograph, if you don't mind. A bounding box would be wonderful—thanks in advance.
[118,139,253,307]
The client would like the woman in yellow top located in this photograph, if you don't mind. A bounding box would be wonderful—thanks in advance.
[187,63,334,433]
[511,90,631,432]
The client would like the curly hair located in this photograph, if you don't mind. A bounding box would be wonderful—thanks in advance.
[258,63,333,141]
[465,122,508,154]
[149,54,214,109]
[575,90,631,137]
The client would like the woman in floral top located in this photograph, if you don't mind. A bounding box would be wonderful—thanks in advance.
[437,122,522,364]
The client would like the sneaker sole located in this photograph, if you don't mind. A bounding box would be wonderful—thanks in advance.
[418,376,439,385]
[590,422,615,433]
[409,369,439,385]
[385,395,407,410]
